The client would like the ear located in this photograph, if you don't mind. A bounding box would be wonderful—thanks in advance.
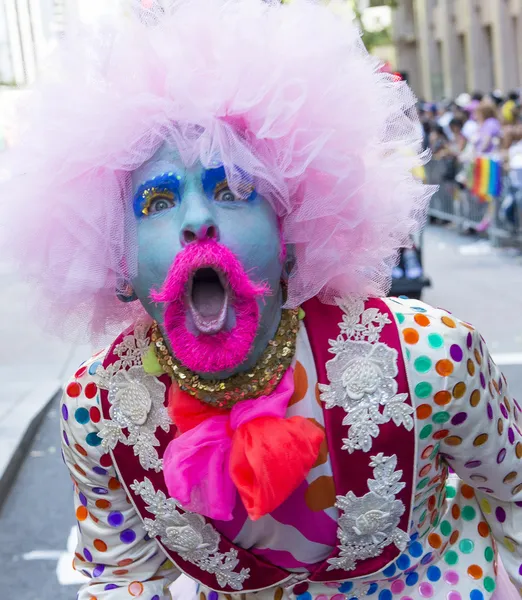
[116,280,138,303]
[282,244,296,282]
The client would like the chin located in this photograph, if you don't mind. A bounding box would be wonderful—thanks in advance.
[151,241,269,374]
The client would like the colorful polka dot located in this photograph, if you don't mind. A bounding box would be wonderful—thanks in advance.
[414,356,432,373]
[444,550,459,565]
[414,313,430,327]
[483,546,494,563]
[435,359,454,377]
[416,404,432,419]
[495,506,506,523]
[403,328,420,344]
[450,344,463,362]
[86,433,102,447]
[432,411,450,424]
[444,569,459,585]
[418,583,433,598]
[441,316,456,328]
[75,408,90,424]
[452,382,466,399]
[434,390,452,406]
[477,521,490,538]
[76,506,88,521]
[408,541,423,558]
[440,520,452,536]
[108,511,124,527]
[461,505,476,521]
[67,382,82,398]
[459,538,474,554]
[85,382,98,399]
[427,333,444,349]
[120,529,137,544]
[93,539,108,552]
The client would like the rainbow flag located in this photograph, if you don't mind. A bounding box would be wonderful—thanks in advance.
[471,157,502,202]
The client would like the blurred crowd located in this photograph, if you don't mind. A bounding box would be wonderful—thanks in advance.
[418,90,522,232]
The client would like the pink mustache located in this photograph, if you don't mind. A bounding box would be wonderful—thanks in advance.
[151,241,270,374]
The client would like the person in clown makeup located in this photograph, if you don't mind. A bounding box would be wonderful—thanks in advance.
[2,1,522,599]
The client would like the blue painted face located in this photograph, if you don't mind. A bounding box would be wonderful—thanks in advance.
[129,143,284,375]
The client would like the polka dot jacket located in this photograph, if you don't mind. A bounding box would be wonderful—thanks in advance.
[60,297,522,600]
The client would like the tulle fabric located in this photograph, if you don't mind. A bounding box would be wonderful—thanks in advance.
[0,0,432,340]
[164,369,324,521]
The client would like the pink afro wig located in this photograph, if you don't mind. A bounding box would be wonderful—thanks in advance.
[0,0,432,340]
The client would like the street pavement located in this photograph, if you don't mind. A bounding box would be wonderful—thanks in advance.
[0,224,522,599]
[0,257,95,506]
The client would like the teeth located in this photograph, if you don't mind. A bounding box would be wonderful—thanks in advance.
[187,267,229,335]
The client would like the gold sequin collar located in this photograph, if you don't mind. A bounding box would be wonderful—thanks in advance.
[151,308,300,409]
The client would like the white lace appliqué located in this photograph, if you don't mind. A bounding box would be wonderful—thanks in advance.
[328,454,409,572]
[131,478,250,591]
[98,321,171,472]
[320,298,413,453]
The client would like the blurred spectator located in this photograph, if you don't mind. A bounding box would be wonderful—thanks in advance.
[429,124,449,158]
[474,103,501,154]
[501,91,520,125]
[448,118,467,155]
[438,101,456,139]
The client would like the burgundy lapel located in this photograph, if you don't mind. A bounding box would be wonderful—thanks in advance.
[99,327,291,594]
[303,297,415,581]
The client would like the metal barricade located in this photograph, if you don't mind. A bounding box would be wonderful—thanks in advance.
[489,175,522,247]
[425,159,461,223]
[426,158,520,247]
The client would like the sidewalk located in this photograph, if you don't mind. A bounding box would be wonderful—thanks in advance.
[0,259,93,508]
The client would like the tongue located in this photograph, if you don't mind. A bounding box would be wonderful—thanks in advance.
[192,279,226,317]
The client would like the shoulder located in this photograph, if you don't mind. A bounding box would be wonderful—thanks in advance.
[381,296,486,397]
[61,347,111,437]
[382,296,475,344]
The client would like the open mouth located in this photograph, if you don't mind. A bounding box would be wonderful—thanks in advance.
[187,267,230,335]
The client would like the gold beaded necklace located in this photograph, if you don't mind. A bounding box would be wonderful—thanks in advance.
[151,308,300,409]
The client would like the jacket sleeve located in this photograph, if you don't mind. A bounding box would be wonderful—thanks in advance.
[60,354,179,599]
[397,300,522,595]
[437,319,522,594]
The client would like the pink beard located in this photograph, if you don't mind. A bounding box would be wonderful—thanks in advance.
[151,241,269,374]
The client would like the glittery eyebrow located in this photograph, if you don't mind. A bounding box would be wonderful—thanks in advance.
[133,171,182,216]
[202,166,256,200]
[202,166,227,198]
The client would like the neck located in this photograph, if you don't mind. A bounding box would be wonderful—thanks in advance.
[198,285,283,380]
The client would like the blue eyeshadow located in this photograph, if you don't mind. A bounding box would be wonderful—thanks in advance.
[133,171,182,217]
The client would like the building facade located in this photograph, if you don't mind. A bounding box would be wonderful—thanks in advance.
[0,0,67,86]
[392,0,522,101]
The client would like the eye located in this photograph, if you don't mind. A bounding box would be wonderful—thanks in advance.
[214,180,254,203]
[214,181,239,203]
[141,189,177,215]
[148,195,175,213]
[216,187,238,202]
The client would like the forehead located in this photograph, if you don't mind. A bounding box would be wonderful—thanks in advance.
[132,143,182,189]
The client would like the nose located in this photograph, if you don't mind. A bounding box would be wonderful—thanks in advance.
[180,184,220,246]
[181,223,219,246]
